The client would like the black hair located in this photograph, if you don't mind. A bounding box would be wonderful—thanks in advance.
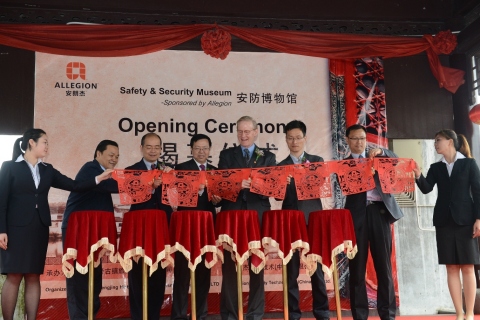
[285,120,307,136]
[19,128,47,157]
[190,133,212,147]
[94,140,119,159]
[435,129,459,150]
[11,137,24,160]
[346,124,367,137]
[140,133,162,146]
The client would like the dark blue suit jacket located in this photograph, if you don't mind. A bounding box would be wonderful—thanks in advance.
[278,152,324,222]
[416,157,480,227]
[126,159,173,219]
[62,159,118,229]
[217,145,276,220]
[0,160,96,233]
[175,159,218,219]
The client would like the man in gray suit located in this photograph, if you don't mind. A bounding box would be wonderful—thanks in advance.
[217,115,276,320]
[344,124,403,320]
[278,120,329,320]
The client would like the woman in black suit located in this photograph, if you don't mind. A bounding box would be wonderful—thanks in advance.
[414,129,480,320]
[0,129,112,320]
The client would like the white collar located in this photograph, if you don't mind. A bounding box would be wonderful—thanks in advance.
[193,158,207,169]
[441,151,465,165]
[15,154,43,165]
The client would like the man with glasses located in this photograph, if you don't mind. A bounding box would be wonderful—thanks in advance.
[344,124,403,320]
[217,115,276,320]
[171,133,221,320]
[126,132,172,320]
[278,120,329,320]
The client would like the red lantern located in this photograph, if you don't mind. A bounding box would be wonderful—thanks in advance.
[469,104,480,124]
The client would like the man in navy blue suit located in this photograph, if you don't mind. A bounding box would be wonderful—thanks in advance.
[62,140,120,320]
[126,133,173,320]
[171,133,221,320]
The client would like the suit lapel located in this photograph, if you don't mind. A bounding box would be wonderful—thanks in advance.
[233,146,246,168]
[449,158,465,182]
[188,159,200,171]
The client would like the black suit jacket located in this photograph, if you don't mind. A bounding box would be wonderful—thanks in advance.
[218,145,276,218]
[175,159,218,218]
[278,153,323,221]
[416,157,480,227]
[126,159,173,217]
[343,149,404,226]
[0,160,96,233]
[62,159,119,229]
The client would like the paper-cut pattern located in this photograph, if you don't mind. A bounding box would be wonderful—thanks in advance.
[250,166,288,199]
[206,169,249,202]
[374,158,416,194]
[334,158,376,195]
[293,162,332,200]
[112,169,158,205]
[162,171,202,207]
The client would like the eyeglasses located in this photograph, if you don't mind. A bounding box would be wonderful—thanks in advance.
[144,146,161,151]
[192,147,210,152]
[286,137,305,142]
[348,137,366,141]
[237,130,253,135]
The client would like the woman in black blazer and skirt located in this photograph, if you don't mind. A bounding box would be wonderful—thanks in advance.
[0,129,112,320]
[414,129,480,320]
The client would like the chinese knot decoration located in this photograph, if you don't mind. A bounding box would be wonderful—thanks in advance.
[201,28,232,60]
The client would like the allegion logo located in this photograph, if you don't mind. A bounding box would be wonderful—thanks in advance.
[54,62,98,95]
[66,62,86,80]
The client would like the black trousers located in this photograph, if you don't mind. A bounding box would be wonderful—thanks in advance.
[128,258,167,320]
[348,203,395,320]
[62,229,102,320]
[286,251,329,320]
[171,253,211,320]
[220,256,264,320]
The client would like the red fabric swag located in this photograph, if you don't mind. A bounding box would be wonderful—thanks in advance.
[0,24,464,93]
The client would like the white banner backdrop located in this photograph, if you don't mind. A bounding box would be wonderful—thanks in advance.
[34,50,331,305]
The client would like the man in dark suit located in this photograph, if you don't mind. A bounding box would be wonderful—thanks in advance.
[171,133,221,320]
[277,120,329,320]
[126,132,172,320]
[217,115,276,320]
[343,124,403,320]
[62,140,120,320]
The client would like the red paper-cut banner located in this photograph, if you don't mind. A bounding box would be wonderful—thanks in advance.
[333,158,376,195]
[293,162,332,200]
[112,169,158,205]
[374,158,416,194]
[250,166,289,199]
[206,169,250,202]
[162,171,203,207]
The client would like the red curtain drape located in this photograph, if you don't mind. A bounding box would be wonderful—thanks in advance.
[0,24,464,93]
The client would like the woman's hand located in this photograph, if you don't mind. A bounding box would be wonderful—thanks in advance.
[0,233,7,250]
[473,220,480,238]
[413,161,421,179]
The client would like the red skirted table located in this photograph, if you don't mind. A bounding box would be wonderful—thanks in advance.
[62,210,118,320]
[215,210,265,320]
[117,209,172,275]
[117,209,172,320]
[307,209,357,320]
[169,210,218,320]
[261,209,310,320]
[62,210,118,277]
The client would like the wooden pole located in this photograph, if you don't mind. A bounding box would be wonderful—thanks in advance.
[142,260,148,320]
[282,264,289,320]
[88,257,94,320]
[191,268,197,320]
[237,261,244,320]
[332,255,342,320]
